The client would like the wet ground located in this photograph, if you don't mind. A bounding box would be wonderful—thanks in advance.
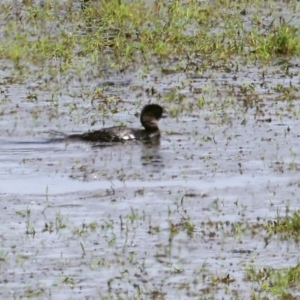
[1,58,300,299]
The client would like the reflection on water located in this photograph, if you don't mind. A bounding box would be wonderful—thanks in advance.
[90,137,166,173]
[140,140,165,174]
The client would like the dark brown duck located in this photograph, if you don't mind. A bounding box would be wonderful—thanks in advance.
[67,104,167,142]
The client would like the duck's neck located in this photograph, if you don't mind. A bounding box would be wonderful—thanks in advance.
[141,116,158,131]
[144,126,159,132]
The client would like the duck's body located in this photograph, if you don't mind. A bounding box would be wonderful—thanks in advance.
[68,126,160,142]
[67,104,166,143]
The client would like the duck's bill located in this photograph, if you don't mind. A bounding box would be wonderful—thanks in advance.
[162,108,169,118]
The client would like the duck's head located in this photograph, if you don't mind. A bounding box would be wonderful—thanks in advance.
[140,104,167,130]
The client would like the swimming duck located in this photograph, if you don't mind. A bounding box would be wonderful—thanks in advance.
[67,104,167,142]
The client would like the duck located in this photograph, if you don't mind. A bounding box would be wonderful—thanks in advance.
[66,104,167,142]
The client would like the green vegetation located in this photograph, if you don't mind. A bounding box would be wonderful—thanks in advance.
[1,0,300,75]
[245,263,300,299]
[268,209,300,240]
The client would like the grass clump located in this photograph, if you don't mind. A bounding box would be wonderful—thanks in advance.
[252,24,300,59]
[245,263,300,299]
[268,210,300,240]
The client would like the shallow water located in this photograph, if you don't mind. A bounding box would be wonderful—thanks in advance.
[1,77,300,299]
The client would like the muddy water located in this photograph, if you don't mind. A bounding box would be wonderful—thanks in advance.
[1,59,300,300]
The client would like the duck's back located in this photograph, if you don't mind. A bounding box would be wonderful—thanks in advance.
[68,126,160,142]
